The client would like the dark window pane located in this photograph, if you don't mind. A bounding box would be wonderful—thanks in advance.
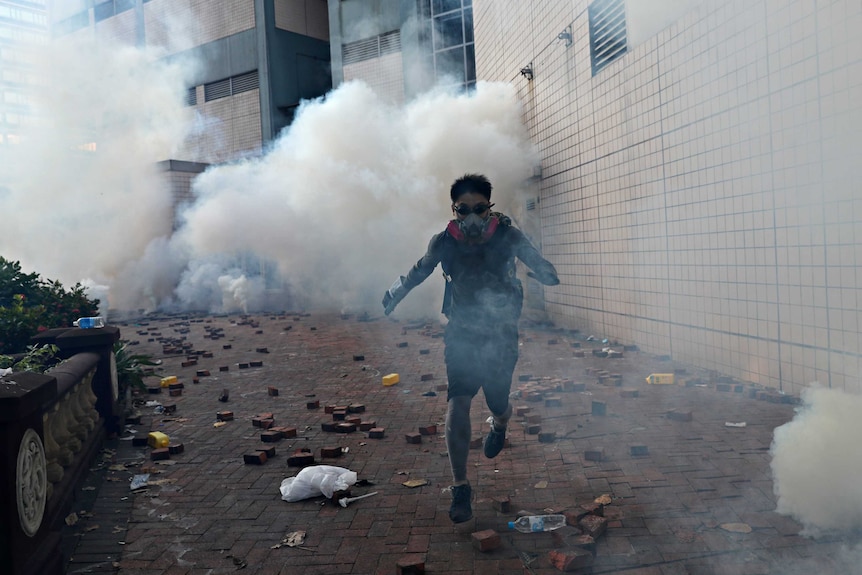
[432,0,461,15]
[434,13,463,50]
[93,1,113,22]
[116,0,135,12]
[435,46,465,84]
[464,8,473,43]
[465,43,475,82]
[463,0,471,5]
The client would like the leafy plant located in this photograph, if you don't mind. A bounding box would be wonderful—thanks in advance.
[0,344,61,372]
[113,341,158,400]
[0,257,99,354]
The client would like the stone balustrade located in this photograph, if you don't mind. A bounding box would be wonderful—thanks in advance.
[0,326,120,575]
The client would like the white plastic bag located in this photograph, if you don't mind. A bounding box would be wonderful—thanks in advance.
[279,465,357,502]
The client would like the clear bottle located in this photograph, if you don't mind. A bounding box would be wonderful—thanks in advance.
[507,514,567,533]
[73,316,105,329]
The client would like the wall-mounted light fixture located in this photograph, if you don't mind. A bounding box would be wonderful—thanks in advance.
[558,25,573,47]
[520,64,534,81]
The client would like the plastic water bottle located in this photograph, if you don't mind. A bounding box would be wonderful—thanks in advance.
[508,514,567,533]
[73,317,104,329]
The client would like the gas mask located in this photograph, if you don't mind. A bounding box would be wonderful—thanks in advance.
[458,213,490,239]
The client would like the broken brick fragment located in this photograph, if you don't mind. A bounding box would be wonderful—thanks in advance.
[418,425,437,436]
[219,366,229,372]
[168,443,184,455]
[261,431,282,442]
[321,446,344,458]
[249,360,264,367]
[471,529,501,552]
[368,427,385,439]
[420,373,434,381]
[405,432,422,444]
[544,396,562,407]
[332,410,347,421]
[257,445,276,458]
[335,423,357,433]
[273,426,297,438]
[267,386,279,396]
[492,496,511,513]
[353,354,365,361]
[396,342,408,348]
[306,400,320,409]
[151,448,170,461]
[216,411,234,421]
[287,452,315,467]
[578,514,609,539]
[359,420,377,431]
[548,548,594,571]
[347,403,366,413]
[244,452,267,465]
[395,555,425,575]
[515,406,532,416]
[526,424,542,434]
[321,422,338,432]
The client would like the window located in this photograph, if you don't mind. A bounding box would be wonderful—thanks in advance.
[589,0,627,76]
[427,0,474,93]
[432,0,461,15]
[185,87,197,106]
[434,12,463,50]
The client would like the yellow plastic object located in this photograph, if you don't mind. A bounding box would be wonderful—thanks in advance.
[148,431,170,448]
[646,373,675,385]
[382,373,400,386]
[160,375,178,388]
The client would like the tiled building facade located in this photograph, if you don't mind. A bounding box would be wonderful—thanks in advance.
[474,0,862,395]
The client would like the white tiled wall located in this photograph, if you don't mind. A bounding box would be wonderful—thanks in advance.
[344,52,405,105]
[178,89,262,164]
[144,0,255,52]
[474,0,862,395]
[274,0,329,41]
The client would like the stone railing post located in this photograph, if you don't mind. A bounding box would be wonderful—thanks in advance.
[0,371,62,575]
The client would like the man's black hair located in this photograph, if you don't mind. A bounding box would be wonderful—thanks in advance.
[450,174,492,202]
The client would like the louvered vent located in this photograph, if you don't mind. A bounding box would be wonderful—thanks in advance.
[204,78,231,102]
[343,30,401,65]
[231,70,259,94]
[526,198,537,211]
[185,87,197,106]
[589,0,627,76]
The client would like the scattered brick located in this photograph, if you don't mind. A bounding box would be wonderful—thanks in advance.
[223,344,232,349]
[267,386,279,396]
[579,514,609,539]
[591,401,606,416]
[552,529,596,555]
[347,403,366,413]
[515,406,532,416]
[353,354,365,361]
[526,413,542,424]
[396,342,408,348]
[261,431,282,442]
[435,383,448,391]
[321,446,344,458]
[368,427,385,439]
[418,425,437,436]
[219,389,229,402]
[420,373,434,381]
[573,350,586,357]
[238,363,250,369]
[307,400,320,409]
[359,420,377,431]
[630,445,649,456]
[667,409,693,422]
[620,388,639,398]
[526,424,542,434]
[471,529,501,552]
[405,432,422,444]
[548,548,594,572]
[216,411,234,421]
[151,448,170,461]
[395,555,425,575]
[545,396,562,407]
[132,436,149,447]
[192,378,200,384]
[538,431,556,443]
[287,452,315,467]
[244,452,267,465]
[202,352,214,358]
[321,422,338,432]
[168,443,184,455]
[584,447,604,461]
[419,349,430,355]
[249,361,264,368]
[256,347,269,353]
[181,360,197,368]
[219,366,229,372]
[332,410,347,421]
[162,404,177,415]
[196,369,210,377]
[147,386,161,394]
[169,389,182,397]
[346,416,362,426]
[335,423,357,433]
[257,446,276,458]
[492,496,511,513]
[273,427,297,438]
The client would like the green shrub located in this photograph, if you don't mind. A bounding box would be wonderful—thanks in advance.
[0,257,99,354]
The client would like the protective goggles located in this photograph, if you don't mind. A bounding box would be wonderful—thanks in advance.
[453,202,494,215]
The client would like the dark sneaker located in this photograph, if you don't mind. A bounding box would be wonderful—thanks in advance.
[483,423,506,459]
[449,484,473,523]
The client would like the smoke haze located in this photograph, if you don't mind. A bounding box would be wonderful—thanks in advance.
[0,34,538,318]
[771,386,862,535]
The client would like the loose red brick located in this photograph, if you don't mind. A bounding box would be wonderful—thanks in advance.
[244,452,267,465]
[223,344,232,349]
[202,352,214,358]
[525,413,542,424]
[352,354,365,361]
[584,447,604,461]
[238,363,250,369]
[287,453,315,467]
[525,391,543,402]
[492,496,511,513]
[267,386,279,396]
[151,448,170,461]
[219,365,229,372]
[251,417,265,427]
[196,369,210,377]
[515,406,532,416]
[260,419,275,429]
[256,347,269,353]
[368,427,385,439]
[257,445,276,458]
[548,548,594,571]
[419,349,430,355]
[359,420,377,431]
[716,383,732,392]
[332,410,348,421]
[405,432,422,444]
[578,514,608,538]
[538,431,557,443]
[249,360,264,368]
[169,389,182,397]
[168,443,184,455]
[573,350,586,357]
[335,423,357,433]
[346,416,362,425]
[192,377,200,384]
[258,412,274,420]
[273,426,297,438]
[667,409,693,422]
[181,360,197,368]
[216,411,234,421]
[420,373,434,381]
[471,529,501,552]
[395,555,425,575]
[306,400,320,409]
[418,425,437,436]
[321,422,338,432]
[435,383,448,392]
[147,386,161,394]
[321,446,344,458]
[347,403,366,413]
[552,526,596,551]
[261,430,282,442]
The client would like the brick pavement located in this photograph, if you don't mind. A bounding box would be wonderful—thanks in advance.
[61,311,860,575]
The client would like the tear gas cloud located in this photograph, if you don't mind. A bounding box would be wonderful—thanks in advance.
[770,386,862,535]
[0,34,538,318]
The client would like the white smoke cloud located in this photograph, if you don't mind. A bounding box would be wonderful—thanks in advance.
[770,386,862,536]
[0,32,538,318]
